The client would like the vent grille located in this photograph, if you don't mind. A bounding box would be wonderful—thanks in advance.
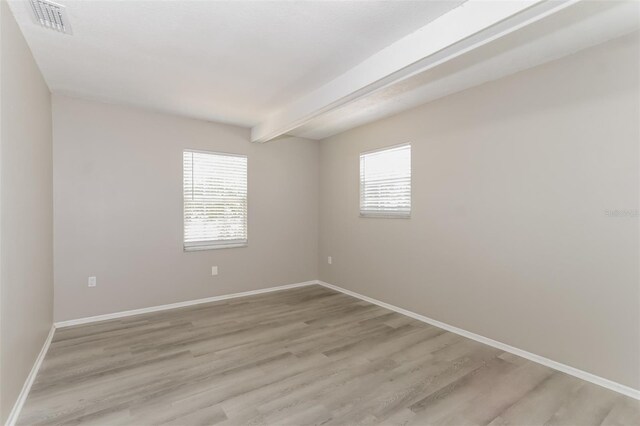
[29,0,71,34]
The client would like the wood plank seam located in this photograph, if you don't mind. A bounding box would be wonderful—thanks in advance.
[316,280,640,401]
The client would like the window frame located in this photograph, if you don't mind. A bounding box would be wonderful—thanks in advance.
[359,142,412,219]
[182,148,248,252]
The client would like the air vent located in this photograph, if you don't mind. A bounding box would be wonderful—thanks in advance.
[29,0,72,34]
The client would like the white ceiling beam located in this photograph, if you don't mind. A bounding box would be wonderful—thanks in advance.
[251,0,579,143]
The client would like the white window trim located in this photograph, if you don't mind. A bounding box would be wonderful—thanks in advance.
[183,149,248,252]
[359,142,411,156]
[359,211,411,219]
[184,240,248,252]
[359,142,412,219]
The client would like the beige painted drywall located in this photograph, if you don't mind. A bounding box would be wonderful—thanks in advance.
[0,0,53,422]
[53,95,319,322]
[319,33,640,389]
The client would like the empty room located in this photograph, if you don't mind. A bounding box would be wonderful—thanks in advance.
[1,0,639,425]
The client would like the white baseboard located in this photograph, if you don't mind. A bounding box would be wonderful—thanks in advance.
[317,280,640,401]
[8,281,317,425]
[15,278,637,426]
[54,280,317,328]
[6,325,56,426]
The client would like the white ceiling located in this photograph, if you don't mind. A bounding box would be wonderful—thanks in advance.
[9,0,638,141]
[291,0,640,139]
[8,0,465,127]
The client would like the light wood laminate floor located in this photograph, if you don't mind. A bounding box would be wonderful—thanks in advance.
[18,285,639,425]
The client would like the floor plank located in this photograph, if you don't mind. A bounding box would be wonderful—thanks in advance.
[17,285,640,425]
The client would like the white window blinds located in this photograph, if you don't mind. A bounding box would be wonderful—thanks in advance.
[360,144,411,217]
[183,150,248,250]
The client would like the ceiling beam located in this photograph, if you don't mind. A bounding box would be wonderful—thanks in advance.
[251,0,579,143]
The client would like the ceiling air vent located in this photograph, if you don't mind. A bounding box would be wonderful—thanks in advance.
[29,0,72,34]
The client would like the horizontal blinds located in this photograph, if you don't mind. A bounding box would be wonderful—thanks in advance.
[360,144,411,216]
[183,150,248,248]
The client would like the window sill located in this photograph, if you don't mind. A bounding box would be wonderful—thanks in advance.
[184,243,248,252]
[360,213,411,219]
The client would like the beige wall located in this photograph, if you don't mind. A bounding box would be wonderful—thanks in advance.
[319,33,640,389]
[0,0,53,422]
[53,95,319,322]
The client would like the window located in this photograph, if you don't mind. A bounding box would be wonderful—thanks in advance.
[360,143,411,218]
[183,150,248,250]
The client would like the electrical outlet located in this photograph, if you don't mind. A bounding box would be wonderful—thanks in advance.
[88,276,97,287]
[328,256,332,265]
[211,266,218,276]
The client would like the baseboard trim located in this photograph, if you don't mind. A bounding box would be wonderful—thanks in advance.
[54,280,317,328]
[317,280,640,400]
[6,325,56,426]
[27,279,640,412]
